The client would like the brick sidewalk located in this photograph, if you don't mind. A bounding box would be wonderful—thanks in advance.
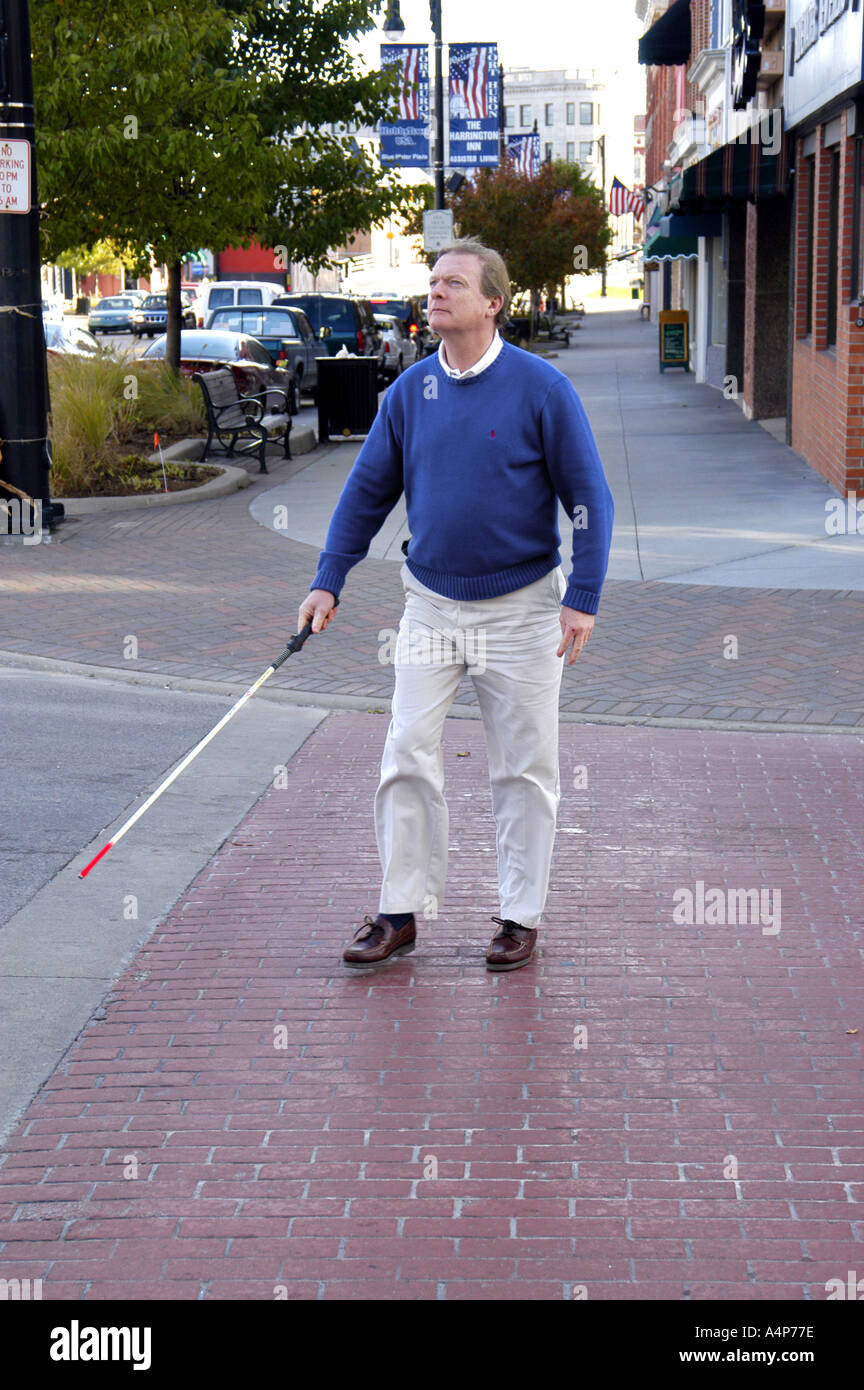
[1,471,863,727]
[1,715,861,1300]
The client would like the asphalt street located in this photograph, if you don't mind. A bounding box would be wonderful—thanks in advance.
[0,667,249,926]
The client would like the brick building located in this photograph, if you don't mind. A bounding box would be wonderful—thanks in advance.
[785,0,864,495]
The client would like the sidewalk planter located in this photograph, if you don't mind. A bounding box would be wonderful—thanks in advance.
[316,355,379,442]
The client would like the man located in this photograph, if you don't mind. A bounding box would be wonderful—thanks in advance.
[298,237,614,971]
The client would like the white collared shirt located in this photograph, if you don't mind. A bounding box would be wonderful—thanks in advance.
[438,330,503,380]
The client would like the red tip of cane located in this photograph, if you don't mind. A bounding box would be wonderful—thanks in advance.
[154,433,159,449]
[79,841,113,879]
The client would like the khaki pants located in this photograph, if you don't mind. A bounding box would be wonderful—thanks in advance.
[375,562,567,928]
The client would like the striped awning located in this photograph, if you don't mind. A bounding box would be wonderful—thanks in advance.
[642,235,699,263]
[677,133,791,210]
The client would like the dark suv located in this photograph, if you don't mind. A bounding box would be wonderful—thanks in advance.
[132,293,196,338]
[273,293,384,372]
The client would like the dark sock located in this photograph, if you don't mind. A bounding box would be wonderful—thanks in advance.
[381,911,414,928]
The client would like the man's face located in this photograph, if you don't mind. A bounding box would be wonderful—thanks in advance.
[427,253,501,334]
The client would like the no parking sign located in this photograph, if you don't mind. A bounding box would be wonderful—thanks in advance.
[0,139,31,213]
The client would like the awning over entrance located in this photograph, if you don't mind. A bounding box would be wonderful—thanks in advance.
[642,234,699,263]
[638,0,691,66]
[676,134,790,211]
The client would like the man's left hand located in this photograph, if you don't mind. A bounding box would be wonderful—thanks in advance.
[558,607,595,665]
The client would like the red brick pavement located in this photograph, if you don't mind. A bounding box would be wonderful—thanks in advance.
[1,715,862,1300]
[1,466,862,726]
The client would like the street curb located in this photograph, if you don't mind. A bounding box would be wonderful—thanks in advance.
[1,649,862,737]
[57,426,318,515]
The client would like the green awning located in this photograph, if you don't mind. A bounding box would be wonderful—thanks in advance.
[677,134,790,211]
[642,235,699,262]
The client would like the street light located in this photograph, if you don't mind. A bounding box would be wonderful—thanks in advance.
[382,0,445,210]
[0,0,58,537]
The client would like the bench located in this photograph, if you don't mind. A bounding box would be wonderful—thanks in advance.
[193,369,292,474]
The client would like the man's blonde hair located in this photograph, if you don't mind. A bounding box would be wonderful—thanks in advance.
[432,237,511,326]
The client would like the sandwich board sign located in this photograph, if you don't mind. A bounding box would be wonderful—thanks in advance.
[0,141,31,214]
[658,309,689,372]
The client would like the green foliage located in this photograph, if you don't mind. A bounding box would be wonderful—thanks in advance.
[47,353,206,495]
[406,160,611,303]
[31,0,419,274]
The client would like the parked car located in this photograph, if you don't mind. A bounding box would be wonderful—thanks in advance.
[368,294,425,344]
[374,313,421,380]
[196,280,286,328]
[204,304,318,398]
[44,322,101,357]
[140,329,298,413]
[42,298,65,323]
[88,295,140,335]
[273,293,384,373]
[132,293,197,338]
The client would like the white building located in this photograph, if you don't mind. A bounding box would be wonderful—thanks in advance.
[503,68,605,179]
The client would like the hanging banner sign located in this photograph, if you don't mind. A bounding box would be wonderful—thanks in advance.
[448,43,499,167]
[506,132,540,178]
[0,140,31,214]
[379,44,430,167]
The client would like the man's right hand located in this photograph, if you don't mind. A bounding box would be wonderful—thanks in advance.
[299,589,338,635]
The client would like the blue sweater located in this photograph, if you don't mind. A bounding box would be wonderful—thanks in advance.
[311,340,614,614]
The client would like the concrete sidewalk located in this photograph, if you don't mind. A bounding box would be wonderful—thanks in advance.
[251,308,864,591]
[1,304,862,730]
[0,304,862,1304]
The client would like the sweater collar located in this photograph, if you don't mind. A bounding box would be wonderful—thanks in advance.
[437,330,503,380]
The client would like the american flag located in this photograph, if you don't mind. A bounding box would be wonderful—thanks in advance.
[392,45,422,120]
[449,46,489,120]
[609,176,644,217]
[507,133,538,178]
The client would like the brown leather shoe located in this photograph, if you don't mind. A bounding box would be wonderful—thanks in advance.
[342,914,417,969]
[486,917,537,971]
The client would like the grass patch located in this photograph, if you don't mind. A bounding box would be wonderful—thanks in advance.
[48,352,207,497]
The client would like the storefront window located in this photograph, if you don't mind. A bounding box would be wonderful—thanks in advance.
[805,156,815,337]
[854,139,864,299]
[826,148,840,348]
[710,236,727,346]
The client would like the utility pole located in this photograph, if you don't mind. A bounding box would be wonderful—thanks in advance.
[498,62,505,164]
[430,0,445,209]
[600,133,607,297]
[0,0,57,537]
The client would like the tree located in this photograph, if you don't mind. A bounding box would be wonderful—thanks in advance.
[31,0,419,370]
[54,239,138,301]
[407,160,611,328]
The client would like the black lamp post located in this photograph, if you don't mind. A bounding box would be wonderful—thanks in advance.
[0,0,56,535]
[383,0,445,210]
[595,133,607,298]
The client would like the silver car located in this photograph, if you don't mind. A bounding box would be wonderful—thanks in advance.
[374,314,421,380]
[204,304,319,398]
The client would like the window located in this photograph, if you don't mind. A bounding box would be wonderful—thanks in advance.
[580,102,593,125]
[580,142,593,163]
[566,142,575,162]
[520,104,531,126]
[504,106,514,128]
[854,139,864,298]
[545,142,553,163]
[826,148,840,347]
[805,156,815,336]
[709,236,727,345]
[545,103,554,126]
[566,102,575,124]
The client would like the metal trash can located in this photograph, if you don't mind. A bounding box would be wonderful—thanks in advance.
[316,355,379,442]
[75,296,91,315]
